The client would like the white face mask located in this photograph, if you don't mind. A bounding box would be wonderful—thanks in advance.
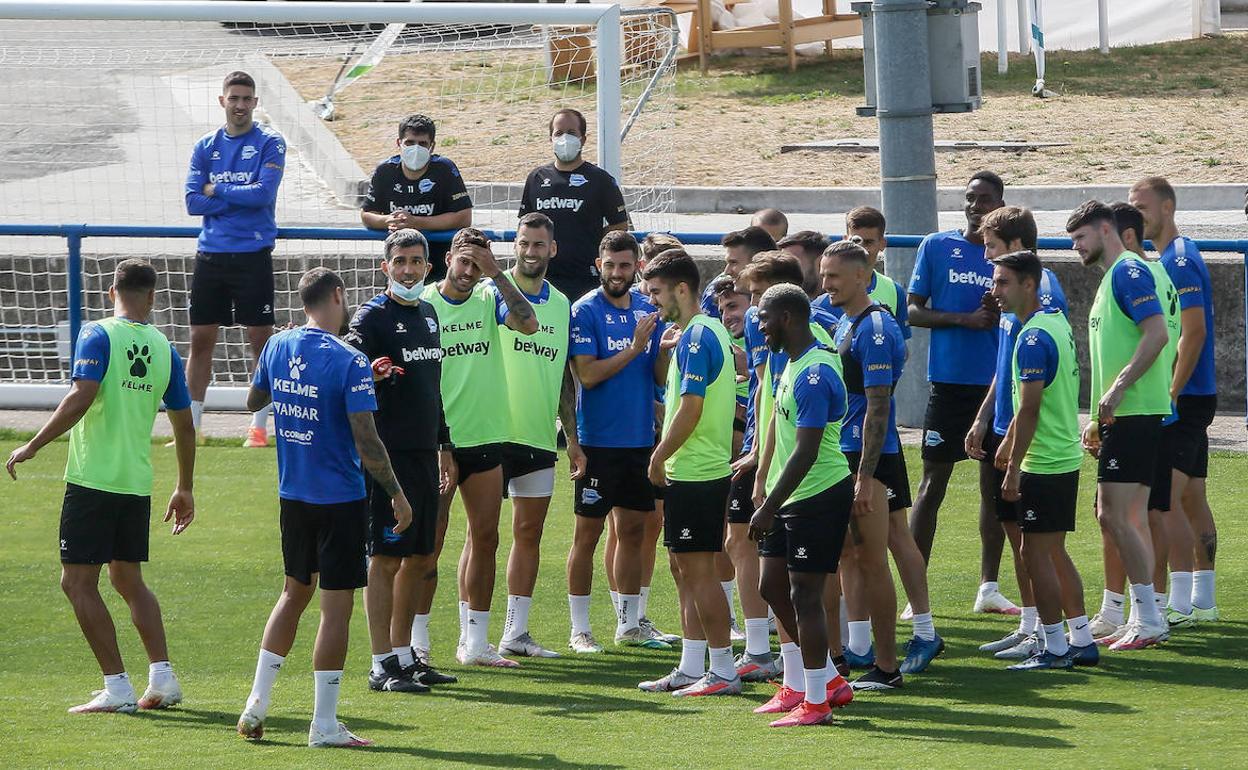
[400,144,431,171]
[389,276,424,302]
[552,133,582,163]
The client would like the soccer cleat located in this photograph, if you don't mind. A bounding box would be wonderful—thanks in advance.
[68,689,138,714]
[1088,612,1121,639]
[499,632,560,658]
[308,721,372,748]
[754,684,804,713]
[672,671,742,697]
[237,703,265,740]
[769,700,835,727]
[994,633,1041,660]
[735,652,782,683]
[1109,621,1168,651]
[973,590,1022,615]
[1094,623,1129,646]
[638,668,699,693]
[1068,643,1100,667]
[407,651,457,685]
[369,655,429,693]
[1191,605,1220,623]
[459,644,521,668]
[843,644,875,669]
[768,616,778,636]
[165,430,206,449]
[850,666,903,691]
[138,678,183,709]
[899,634,944,674]
[1008,650,1075,671]
[243,426,269,448]
[979,631,1029,653]
[827,678,854,709]
[615,627,671,650]
[729,620,746,643]
[569,631,604,654]
[1165,607,1197,629]
[640,617,680,644]
[900,602,914,621]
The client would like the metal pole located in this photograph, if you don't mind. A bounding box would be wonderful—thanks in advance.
[66,231,84,366]
[596,3,623,182]
[1015,0,1029,54]
[997,0,1008,74]
[872,0,938,428]
[1097,0,1109,54]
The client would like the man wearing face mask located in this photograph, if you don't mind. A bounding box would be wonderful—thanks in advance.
[519,108,631,303]
[362,114,473,284]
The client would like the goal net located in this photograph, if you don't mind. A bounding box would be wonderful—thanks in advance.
[0,1,677,406]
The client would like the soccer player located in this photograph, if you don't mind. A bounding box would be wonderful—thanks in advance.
[345,229,458,692]
[519,108,629,302]
[1068,200,1177,651]
[751,207,790,243]
[1129,176,1220,624]
[6,259,195,714]
[238,267,412,748]
[360,114,473,284]
[567,231,670,652]
[497,213,582,658]
[967,206,1070,659]
[700,226,777,319]
[183,70,285,448]
[638,250,741,697]
[420,228,538,667]
[907,170,1016,614]
[990,250,1095,671]
[821,207,911,335]
[776,230,829,298]
[749,284,854,726]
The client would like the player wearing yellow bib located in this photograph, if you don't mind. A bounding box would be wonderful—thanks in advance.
[1067,200,1175,651]
[420,228,538,668]
[7,260,196,714]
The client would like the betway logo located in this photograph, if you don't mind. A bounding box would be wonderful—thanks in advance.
[392,202,436,216]
[402,347,443,362]
[513,337,560,362]
[209,170,254,184]
[445,340,490,357]
[948,268,992,289]
[606,337,630,353]
[535,197,584,213]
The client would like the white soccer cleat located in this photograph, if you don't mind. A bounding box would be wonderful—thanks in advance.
[499,632,560,658]
[237,702,266,741]
[308,720,372,748]
[68,689,137,714]
[1108,620,1169,652]
[460,644,521,668]
[973,590,1021,615]
[138,677,183,710]
[993,633,1041,660]
[569,631,605,654]
[900,603,914,621]
[729,620,746,643]
[1088,612,1121,639]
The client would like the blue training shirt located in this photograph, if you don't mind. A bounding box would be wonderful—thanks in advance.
[992,268,1068,435]
[813,272,911,339]
[253,327,377,505]
[1111,256,1163,323]
[1160,237,1216,397]
[766,305,840,394]
[740,306,769,453]
[570,288,665,448]
[908,229,997,385]
[72,321,191,410]
[185,123,286,253]
[833,307,906,454]
[675,320,725,397]
[1015,319,1062,387]
[699,274,724,320]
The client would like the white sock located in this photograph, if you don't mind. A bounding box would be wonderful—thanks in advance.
[466,609,490,654]
[394,646,414,668]
[190,400,204,431]
[371,653,389,676]
[1155,592,1168,613]
[639,586,651,618]
[249,403,270,430]
[804,667,828,705]
[148,660,175,689]
[978,581,1000,598]
[679,638,708,678]
[458,601,469,645]
[1018,606,1039,635]
[1192,570,1216,609]
[1068,615,1093,647]
[569,594,592,635]
[103,672,135,700]
[502,595,531,642]
[411,613,431,651]
[246,649,284,715]
[779,642,803,692]
[1129,583,1162,627]
[312,670,342,734]
[847,620,872,655]
[1100,590,1126,626]
[911,612,936,642]
[1169,572,1193,614]
[1042,621,1069,656]
[617,593,640,635]
[721,581,737,624]
[744,617,770,656]
[709,645,735,679]
[609,590,620,615]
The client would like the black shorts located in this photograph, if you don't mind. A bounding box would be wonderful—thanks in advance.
[726,466,757,524]
[1018,470,1079,533]
[368,450,438,558]
[663,476,730,553]
[776,477,854,573]
[575,446,656,517]
[843,450,912,512]
[758,524,787,560]
[501,442,557,497]
[453,443,503,483]
[922,382,989,463]
[1148,438,1173,512]
[1168,394,1216,479]
[1097,415,1162,485]
[188,248,276,327]
[59,483,150,564]
[980,430,1019,521]
[280,497,368,590]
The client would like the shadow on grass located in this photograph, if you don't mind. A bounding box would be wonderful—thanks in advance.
[144,707,409,735]
[363,746,623,768]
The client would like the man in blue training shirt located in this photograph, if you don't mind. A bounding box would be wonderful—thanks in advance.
[183,70,286,449]
[238,267,412,749]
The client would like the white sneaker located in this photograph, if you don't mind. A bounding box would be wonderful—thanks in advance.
[1108,620,1168,651]
[973,590,1021,615]
[68,689,137,714]
[900,603,914,621]
[138,677,182,710]
[1088,612,1121,639]
[455,642,469,665]
[460,644,520,668]
[237,702,266,740]
[993,633,1041,660]
[308,720,372,748]
[729,620,746,643]
[499,632,560,658]
[979,631,1029,653]
[569,631,604,654]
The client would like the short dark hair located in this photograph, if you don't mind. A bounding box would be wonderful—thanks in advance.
[845,206,886,233]
[751,208,789,234]
[517,212,555,237]
[642,249,701,294]
[776,230,829,258]
[1066,200,1115,233]
[979,206,1038,251]
[711,274,747,299]
[822,239,871,268]
[299,267,344,307]
[1110,201,1145,245]
[451,226,491,251]
[113,259,157,294]
[992,249,1042,289]
[738,250,804,287]
[1131,175,1177,206]
[549,107,587,138]
[601,230,640,258]
[398,113,436,142]
[969,170,1005,200]
[759,283,810,323]
[222,71,255,92]
[721,226,777,256]
[384,228,429,262]
[641,232,682,261]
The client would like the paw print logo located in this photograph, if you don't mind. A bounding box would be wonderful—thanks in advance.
[1025,333,1038,346]
[1175,255,1188,267]
[288,356,307,380]
[1127,266,1141,279]
[688,342,700,354]
[1040,292,1053,306]
[795,546,807,558]
[806,370,820,385]
[680,528,692,540]
[126,343,150,378]
[873,332,885,345]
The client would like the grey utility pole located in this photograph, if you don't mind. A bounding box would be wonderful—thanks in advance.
[872,0,939,428]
